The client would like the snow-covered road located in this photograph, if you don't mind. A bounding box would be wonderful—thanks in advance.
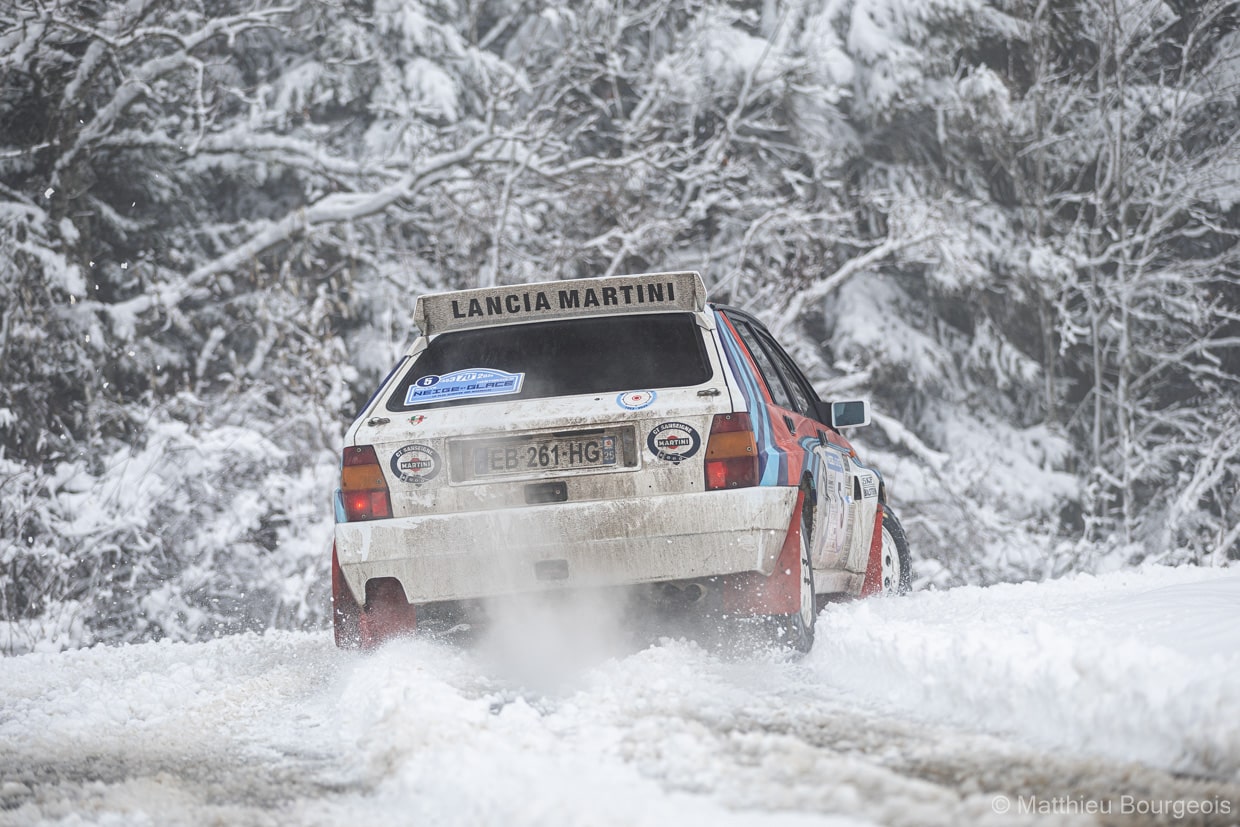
[2,567,1238,826]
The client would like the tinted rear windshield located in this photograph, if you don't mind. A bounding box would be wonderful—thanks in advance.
[386,312,712,411]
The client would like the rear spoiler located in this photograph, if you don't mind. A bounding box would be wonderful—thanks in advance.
[414,271,708,336]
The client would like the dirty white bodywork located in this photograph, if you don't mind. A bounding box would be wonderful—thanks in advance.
[805,443,882,589]
[334,385,798,604]
[335,487,798,604]
[335,271,884,607]
[336,272,776,605]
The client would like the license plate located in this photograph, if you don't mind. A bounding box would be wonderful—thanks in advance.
[472,434,617,477]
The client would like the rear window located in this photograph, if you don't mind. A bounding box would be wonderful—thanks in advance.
[386,312,712,411]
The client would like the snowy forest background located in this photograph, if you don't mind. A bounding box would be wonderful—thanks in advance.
[1,0,1238,653]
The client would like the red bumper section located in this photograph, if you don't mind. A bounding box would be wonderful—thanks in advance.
[719,493,805,616]
[859,501,885,598]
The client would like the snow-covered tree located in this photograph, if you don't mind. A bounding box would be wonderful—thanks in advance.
[2,0,1237,650]
[0,0,507,648]
[1003,0,1240,563]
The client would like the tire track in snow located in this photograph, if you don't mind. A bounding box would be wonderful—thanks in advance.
[2,567,1239,826]
[696,688,1240,827]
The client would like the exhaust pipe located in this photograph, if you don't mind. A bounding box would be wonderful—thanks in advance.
[657,582,706,607]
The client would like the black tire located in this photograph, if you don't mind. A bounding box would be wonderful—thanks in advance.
[786,512,817,651]
[880,507,913,595]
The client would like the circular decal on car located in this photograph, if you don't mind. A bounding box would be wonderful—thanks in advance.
[647,422,701,464]
[617,390,657,411]
[390,444,441,484]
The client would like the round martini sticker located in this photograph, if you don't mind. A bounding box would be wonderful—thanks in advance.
[647,422,701,464]
[390,444,441,484]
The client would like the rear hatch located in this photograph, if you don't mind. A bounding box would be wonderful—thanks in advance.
[350,309,738,517]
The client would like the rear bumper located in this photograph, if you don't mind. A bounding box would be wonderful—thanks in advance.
[334,487,798,604]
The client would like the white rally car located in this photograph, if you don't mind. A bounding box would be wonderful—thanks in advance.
[332,272,911,651]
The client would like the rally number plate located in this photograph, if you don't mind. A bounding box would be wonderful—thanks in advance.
[471,434,618,478]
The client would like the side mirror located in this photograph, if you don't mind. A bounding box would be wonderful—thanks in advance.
[830,400,871,429]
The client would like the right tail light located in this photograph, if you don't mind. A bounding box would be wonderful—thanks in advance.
[704,413,758,490]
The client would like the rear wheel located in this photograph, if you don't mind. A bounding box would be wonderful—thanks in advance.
[785,512,817,651]
[880,507,913,595]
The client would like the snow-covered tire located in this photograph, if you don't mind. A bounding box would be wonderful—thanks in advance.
[787,512,817,651]
[880,507,913,595]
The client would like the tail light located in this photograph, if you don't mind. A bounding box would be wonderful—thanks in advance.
[341,445,392,521]
[704,413,758,490]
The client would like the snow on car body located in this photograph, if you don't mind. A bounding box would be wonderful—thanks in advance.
[332,272,911,650]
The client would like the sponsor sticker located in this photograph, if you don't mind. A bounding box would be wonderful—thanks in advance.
[409,415,426,426]
[404,368,524,406]
[823,451,845,473]
[647,422,701,464]
[390,444,441,484]
[617,390,656,411]
[446,280,681,321]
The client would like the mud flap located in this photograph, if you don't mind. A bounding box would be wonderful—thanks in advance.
[859,502,885,598]
[358,579,418,649]
[332,543,361,649]
[720,492,805,616]
[334,543,418,649]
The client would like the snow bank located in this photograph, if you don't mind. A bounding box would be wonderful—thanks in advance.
[809,565,1240,780]
[2,567,1236,825]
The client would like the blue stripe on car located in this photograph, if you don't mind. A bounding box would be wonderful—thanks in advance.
[798,435,822,481]
[714,310,783,487]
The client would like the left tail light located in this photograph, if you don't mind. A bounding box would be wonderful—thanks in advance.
[341,445,392,521]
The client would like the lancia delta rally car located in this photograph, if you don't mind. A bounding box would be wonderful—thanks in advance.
[332,271,912,652]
